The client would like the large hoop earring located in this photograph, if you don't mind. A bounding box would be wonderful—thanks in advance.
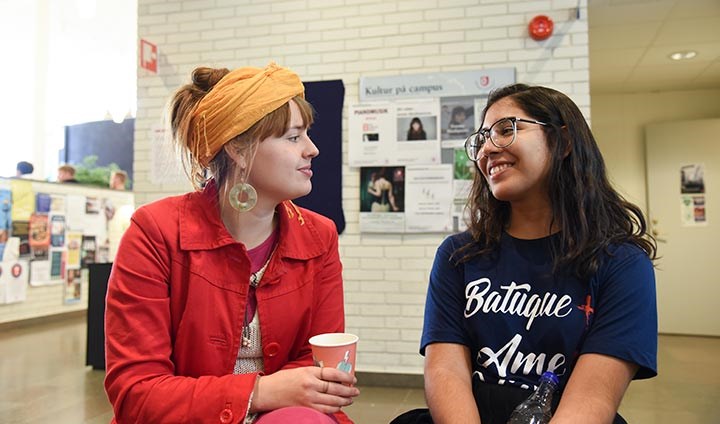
[229,182,257,212]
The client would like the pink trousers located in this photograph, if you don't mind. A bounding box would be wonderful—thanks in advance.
[255,406,339,423]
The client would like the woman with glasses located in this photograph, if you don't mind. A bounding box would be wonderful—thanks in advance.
[398,84,657,424]
[104,63,359,424]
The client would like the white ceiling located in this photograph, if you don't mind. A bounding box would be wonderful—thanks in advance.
[588,0,720,94]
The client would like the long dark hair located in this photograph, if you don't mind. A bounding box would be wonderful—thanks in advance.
[407,117,427,140]
[457,84,656,279]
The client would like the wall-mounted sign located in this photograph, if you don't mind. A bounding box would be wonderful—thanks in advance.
[359,68,515,102]
[140,38,158,73]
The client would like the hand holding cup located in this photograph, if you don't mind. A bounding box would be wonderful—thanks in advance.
[309,333,358,377]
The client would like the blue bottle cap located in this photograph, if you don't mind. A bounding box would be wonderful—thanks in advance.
[541,371,559,385]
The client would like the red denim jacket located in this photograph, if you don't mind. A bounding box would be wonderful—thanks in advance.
[105,182,350,423]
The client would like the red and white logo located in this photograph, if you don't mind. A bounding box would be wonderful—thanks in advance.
[140,39,158,73]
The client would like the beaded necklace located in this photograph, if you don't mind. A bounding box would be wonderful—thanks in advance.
[242,249,274,348]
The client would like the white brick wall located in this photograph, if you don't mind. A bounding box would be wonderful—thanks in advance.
[135,0,589,375]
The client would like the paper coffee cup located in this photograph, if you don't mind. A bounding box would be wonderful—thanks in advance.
[309,333,358,376]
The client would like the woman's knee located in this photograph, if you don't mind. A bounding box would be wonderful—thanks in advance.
[255,406,338,424]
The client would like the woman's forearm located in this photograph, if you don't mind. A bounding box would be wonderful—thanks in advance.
[551,353,636,424]
[424,343,481,424]
[426,371,481,424]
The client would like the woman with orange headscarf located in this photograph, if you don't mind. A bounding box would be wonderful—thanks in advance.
[104,63,358,423]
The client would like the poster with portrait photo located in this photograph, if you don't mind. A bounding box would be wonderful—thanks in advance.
[0,260,28,304]
[359,166,406,232]
[394,99,441,165]
[396,100,439,141]
[359,165,455,233]
[440,96,477,144]
[359,166,406,213]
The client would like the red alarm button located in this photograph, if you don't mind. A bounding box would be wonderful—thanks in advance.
[529,15,554,41]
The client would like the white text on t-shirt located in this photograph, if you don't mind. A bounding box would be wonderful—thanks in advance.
[464,278,574,330]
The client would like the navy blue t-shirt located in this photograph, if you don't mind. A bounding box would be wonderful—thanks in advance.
[421,231,657,390]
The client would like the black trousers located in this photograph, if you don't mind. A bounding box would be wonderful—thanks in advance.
[389,380,628,424]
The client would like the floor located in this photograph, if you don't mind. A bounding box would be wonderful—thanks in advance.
[0,314,718,424]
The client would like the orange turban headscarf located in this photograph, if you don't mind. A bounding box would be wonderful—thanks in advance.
[189,62,305,166]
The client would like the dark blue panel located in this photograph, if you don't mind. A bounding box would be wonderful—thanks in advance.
[64,119,134,187]
[296,80,345,234]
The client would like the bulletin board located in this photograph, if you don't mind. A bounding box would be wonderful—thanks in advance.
[0,177,133,317]
[351,68,515,233]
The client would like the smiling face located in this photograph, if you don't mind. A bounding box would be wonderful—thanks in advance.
[247,100,319,205]
[477,97,552,206]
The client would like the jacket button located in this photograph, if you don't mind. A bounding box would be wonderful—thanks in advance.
[219,408,233,423]
[264,342,280,357]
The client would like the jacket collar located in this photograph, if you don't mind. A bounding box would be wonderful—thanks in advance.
[178,180,326,260]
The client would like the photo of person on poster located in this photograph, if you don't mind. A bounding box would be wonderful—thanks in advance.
[360,166,405,213]
[406,117,427,140]
[440,96,476,141]
[396,115,438,142]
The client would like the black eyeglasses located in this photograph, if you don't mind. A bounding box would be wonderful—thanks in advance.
[464,117,547,161]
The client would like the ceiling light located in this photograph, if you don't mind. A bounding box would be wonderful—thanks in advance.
[669,51,697,61]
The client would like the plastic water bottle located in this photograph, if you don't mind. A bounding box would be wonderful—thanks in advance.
[506,371,559,424]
